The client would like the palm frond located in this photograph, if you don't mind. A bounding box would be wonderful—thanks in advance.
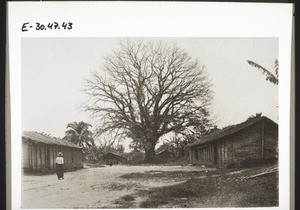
[247,60,278,85]
[65,129,76,136]
[274,59,279,79]
[65,121,95,148]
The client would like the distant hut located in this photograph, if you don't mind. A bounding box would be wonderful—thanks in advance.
[123,149,145,164]
[102,152,127,165]
[156,150,173,162]
[22,131,83,173]
[187,115,278,167]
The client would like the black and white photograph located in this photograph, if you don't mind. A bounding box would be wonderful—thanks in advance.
[7,2,293,210]
[21,37,279,208]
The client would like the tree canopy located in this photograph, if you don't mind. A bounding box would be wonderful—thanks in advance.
[84,40,213,163]
[64,121,95,148]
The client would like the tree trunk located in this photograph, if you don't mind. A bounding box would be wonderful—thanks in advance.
[143,142,156,163]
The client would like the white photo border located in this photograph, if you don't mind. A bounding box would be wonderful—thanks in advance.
[8,2,293,210]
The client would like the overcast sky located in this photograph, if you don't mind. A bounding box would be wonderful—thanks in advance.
[22,37,278,147]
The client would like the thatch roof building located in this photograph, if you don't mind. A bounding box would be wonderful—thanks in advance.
[187,115,278,166]
[156,150,173,160]
[22,131,83,173]
[102,152,127,164]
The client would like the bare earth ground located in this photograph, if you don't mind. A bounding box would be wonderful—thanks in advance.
[22,165,211,208]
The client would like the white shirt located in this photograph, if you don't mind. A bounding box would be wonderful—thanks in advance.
[55,157,64,164]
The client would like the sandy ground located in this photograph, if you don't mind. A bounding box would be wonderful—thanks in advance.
[22,165,208,208]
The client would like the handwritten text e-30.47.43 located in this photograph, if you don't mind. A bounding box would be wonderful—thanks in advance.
[21,22,73,32]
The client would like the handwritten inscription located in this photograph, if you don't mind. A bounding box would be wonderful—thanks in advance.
[21,22,73,32]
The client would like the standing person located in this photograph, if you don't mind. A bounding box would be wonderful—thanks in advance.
[55,152,64,180]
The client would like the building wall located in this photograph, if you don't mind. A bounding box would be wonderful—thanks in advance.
[49,145,55,170]
[263,121,278,160]
[225,123,262,164]
[190,122,273,166]
[22,140,30,169]
[22,138,83,173]
[214,139,228,165]
[192,144,214,165]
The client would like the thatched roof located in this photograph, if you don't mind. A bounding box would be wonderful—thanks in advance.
[103,152,127,160]
[22,131,81,149]
[156,150,172,155]
[187,116,277,148]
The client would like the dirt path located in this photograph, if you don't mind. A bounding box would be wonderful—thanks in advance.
[22,165,208,208]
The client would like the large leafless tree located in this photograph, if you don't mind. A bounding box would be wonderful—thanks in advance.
[84,40,213,163]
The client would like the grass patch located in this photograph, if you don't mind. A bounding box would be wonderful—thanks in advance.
[139,166,278,208]
[114,195,136,208]
[121,195,135,201]
[120,169,223,180]
[106,182,142,191]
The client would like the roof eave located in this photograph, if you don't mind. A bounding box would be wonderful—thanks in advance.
[187,116,277,148]
[23,136,82,149]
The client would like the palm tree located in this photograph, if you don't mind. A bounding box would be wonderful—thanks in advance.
[64,121,95,148]
[246,59,278,85]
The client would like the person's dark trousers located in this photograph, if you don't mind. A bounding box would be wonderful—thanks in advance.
[56,164,64,180]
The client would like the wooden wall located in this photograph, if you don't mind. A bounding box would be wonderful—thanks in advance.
[22,138,83,173]
[194,145,214,165]
[22,140,29,169]
[263,121,278,160]
[225,123,262,164]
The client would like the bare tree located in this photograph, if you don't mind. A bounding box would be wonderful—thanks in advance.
[84,40,213,163]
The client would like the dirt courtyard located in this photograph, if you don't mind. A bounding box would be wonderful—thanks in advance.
[22,165,209,208]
